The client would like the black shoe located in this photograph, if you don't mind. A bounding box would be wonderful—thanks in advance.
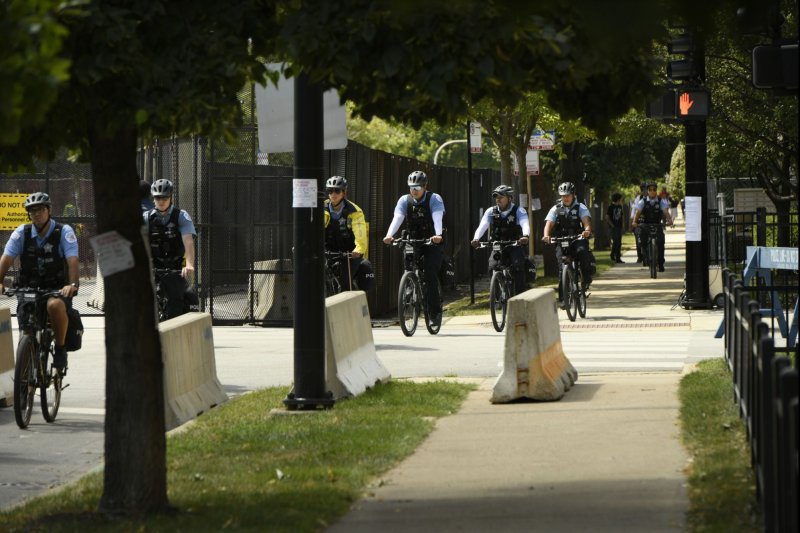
[658,265,665,272]
[53,346,68,373]
[616,259,625,264]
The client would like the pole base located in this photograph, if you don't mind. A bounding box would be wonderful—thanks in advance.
[283,390,335,411]
[682,298,712,310]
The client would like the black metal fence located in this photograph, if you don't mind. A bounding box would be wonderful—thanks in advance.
[721,268,798,532]
[1,135,500,324]
[709,207,799,271]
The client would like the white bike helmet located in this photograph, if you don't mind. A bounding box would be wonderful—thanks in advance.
[557,182,576,195]
[24,192,51,211]
[407,170,428,187]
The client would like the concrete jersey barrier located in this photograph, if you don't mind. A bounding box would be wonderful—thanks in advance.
[325,291,390,399]
[0,307,14,407]
[492,288,578,403]
[159,312,228,430]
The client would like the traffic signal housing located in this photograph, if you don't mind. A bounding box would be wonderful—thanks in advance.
[752,42,798,90]
[667,34,696,82]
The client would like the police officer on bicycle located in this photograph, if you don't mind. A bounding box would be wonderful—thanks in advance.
[143,179,199,319]
[383,170,445,322]
[631,182,673,272]
[0,192,80,373]
[323,176,374,292]
[542,182,594,298]
[470,185,530,294]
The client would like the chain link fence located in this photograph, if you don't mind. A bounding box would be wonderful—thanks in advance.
[2,131,501,324]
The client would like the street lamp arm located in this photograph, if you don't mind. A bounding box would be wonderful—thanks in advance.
[433,139,467,165]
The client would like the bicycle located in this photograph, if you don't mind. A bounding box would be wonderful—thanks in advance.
[4,287,66,429]
[153,268,196,322]
[551,235,588,322]
[478,240,520,332]
[390,235,442,337]
[324,251,355,296]
[638,223,665,279]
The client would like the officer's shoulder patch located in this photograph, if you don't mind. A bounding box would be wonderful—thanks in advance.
[10,231,21,241]
[182,211,193,222]
[65,231,78,244]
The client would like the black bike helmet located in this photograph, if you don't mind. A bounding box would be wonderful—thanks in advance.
[24,192,51,211]
[407,170,428,187]
[557,182,576,195]
[151,178,174,197]
[325,176,347,190]
[492,185,514,198]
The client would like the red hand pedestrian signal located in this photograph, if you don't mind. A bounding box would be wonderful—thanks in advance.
[679,92,694,115]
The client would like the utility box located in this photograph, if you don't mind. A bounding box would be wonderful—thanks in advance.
[709,266,724,308]
[251,259,293,322]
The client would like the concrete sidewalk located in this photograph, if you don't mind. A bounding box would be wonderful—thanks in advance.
[328,223,707,532]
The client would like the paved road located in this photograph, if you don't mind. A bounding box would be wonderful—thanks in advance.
[0,223,724,511]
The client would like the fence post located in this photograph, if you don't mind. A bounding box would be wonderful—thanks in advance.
[732,282,745,405]
[770,357,792,532]
[756,326,775,532]
[777,367,798,532]
[756,207,767,247]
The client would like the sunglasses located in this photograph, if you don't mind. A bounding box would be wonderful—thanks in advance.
[327,188,343,194]
[409,185,423,191]
[154,196,170,201]
[647,187,657,191]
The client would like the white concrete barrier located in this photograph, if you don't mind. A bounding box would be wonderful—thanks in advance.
[159,312,228,430]
[492,288,578,403]
[87,263,105,311]
[325,291,390,399]
[0,307,14,407]
[250,259,293,321]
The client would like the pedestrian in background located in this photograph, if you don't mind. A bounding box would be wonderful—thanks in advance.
[605,192,625,263]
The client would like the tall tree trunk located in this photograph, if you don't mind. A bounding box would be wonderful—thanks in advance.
[499,149,513,185]
[88,120,170,514]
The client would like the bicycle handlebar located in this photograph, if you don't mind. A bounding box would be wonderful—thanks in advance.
[3,287,63,299]
[391,237,433,247]
[549,235,584,244]
[477,240,521,249]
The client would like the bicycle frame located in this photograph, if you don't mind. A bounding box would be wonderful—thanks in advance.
[479,240,520,332]
[6,287,63,428]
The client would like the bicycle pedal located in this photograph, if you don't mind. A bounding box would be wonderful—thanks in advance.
[60,383,70,390]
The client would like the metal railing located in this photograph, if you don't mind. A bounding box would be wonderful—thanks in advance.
[722,268,798,532]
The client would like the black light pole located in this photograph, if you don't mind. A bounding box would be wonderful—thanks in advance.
[467,121,475,305]
[682,39,711,309]
[284,73,334,410]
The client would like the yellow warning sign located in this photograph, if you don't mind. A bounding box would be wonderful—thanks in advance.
[0,194,30,230]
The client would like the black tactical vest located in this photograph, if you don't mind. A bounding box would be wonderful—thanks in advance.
[406,193,435,239]
[641,197,664,224]
[325,200,357,252]
[491,203,523,241]
[19,223,67,289]
[554,201,583,236]
[148,208,185,269]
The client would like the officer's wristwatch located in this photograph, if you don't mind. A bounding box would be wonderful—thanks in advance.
[70,282,79,291]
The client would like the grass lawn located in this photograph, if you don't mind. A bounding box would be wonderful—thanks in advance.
[679,358,762,532]
[0,381,474,533]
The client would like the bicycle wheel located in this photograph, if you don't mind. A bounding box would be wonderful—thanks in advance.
[489,271,507,332]
[398,271,420,337]
[648,237,657,279]
[40,340,61,423]
[577,269,587,318]
[325,269,342,297]
[13,336,36,429]
[424,278,442,335]
[564,267,578,322]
